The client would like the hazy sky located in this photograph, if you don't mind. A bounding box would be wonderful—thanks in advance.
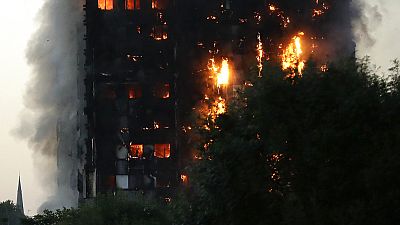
[0,0,45,216]
[0,0,399,216]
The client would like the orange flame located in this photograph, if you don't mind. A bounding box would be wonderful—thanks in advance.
[256,33,264,77]
[281,32,306,77]
[209,97,226,118]
[181,175,188,184]
[320,64,328,72]
[267,3,290,28]
[208,57,230,87]
[268,4,277,12]
[313,2,329,18]
[98,0,113,10]
[217,58,230,87]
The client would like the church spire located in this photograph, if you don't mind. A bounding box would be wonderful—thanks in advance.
[16,173,24,215]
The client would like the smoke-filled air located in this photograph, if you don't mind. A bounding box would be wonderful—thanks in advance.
[15,0,85,211]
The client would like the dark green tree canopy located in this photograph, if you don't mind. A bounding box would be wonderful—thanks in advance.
[175,58,400,225]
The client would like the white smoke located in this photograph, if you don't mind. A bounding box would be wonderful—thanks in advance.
[15,0,85,211]
[353,0,383,52]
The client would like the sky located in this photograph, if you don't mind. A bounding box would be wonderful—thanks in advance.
[0,0,399,216]
[0,0,46,216]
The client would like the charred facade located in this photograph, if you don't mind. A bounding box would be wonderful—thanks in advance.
[81,0,355,199]
[83,0,178,198]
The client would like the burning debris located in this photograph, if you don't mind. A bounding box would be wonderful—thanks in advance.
[256,33,264,77]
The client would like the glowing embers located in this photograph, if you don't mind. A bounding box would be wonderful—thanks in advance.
[98,0,113,10]
[256,33,264,77]
[320,64,329,72]
[127,83,142,99]
[127,54,143,62]
[210,97,226,118]
[130,144,144,158]
[208,57,230,88]
[154,144,171,158]
[267,3,290,28]
[151,25,168,41]
[268,4,277,11]
[281,32,306,77]
[153,83,170,99]
[125,0,140,10]
[180,174,188,185]
[312,2,329,18]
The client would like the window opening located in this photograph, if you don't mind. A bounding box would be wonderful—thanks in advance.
[151,25,168,41]
[125,0,140,10]
[152,0,167,9]
[128,84,142,99]
[153,83,170,99]
[154,144,171,158]
[98,0,113,10]
[130,144,144,158]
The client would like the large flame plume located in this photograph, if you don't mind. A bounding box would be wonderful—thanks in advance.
[217,58,230,87]
[281,32,306,77]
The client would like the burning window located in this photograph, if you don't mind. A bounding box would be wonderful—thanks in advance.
[153,83,170,99]
[127,83,142,99]
[152,0,167,9]
[130,144,144,158]
[181,174,188,185]
[151,25,168,41]
[154,144,171,158]
[98,0,113,10]
[125,0,140,10]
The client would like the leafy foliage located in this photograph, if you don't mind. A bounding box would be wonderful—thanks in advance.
[175,58,400,225]
[22,194,171,225]
[0,201,25,225]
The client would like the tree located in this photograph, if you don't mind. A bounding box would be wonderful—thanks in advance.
[0,201,25,225]
[23,193,172,225]
[176,58,400,225]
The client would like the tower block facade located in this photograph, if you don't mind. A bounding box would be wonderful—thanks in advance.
[83,0,179,198]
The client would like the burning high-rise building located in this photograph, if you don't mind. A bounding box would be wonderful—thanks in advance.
[80,0,356,199]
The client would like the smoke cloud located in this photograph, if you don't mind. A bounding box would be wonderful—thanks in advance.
[14,0,84,211]
[353,0,383,51]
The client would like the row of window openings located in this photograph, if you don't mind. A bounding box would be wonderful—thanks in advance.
[133,25,168,40]
[98,0,166,11]
[119,123,171,137]
[128,83,170,99]
[104,174,164,190]
[123,143,171,158]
